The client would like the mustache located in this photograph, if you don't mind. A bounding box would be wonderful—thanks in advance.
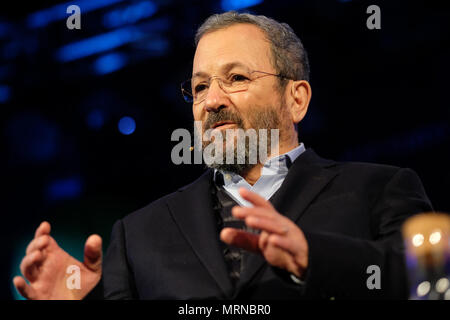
[203,109,244,131]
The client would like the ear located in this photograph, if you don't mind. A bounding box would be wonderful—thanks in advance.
[288,80,312,125]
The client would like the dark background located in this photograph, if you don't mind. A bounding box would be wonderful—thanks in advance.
[1,0,449,299]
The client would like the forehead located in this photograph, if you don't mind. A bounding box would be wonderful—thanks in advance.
[193,23,274,76]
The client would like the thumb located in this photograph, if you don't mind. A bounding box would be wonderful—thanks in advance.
[83,234,102,272]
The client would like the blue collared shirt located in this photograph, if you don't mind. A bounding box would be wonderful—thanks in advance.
[214,143,306,207]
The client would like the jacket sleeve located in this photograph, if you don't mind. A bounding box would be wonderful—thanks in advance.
[101,219,138,299]
[300,168,433,299]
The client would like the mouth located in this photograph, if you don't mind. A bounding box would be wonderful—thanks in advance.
[211,121,235,130]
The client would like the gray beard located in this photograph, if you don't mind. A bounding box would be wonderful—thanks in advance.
[205,135,259,175]
[197,104,283,176]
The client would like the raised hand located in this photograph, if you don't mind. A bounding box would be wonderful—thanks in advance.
[220,188,309,278]
[13,221,102,300]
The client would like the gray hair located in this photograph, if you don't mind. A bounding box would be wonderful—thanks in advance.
[195,11,310,83]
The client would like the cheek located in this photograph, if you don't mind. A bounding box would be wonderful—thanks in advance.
[232,91,275,124]
[228,97,248,128]
[230,92,254,118]
[236,91,254,105]
[235,86,279,112]
[192,105,203,121]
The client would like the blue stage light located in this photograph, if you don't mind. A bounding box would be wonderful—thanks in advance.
[4,112,60,163]
[118,116,136,135]
[56,26,141,62]
[56,17,170,63]
[94,52,127,75]
[27,0,124,28]
[46,177,83,202]
[103,1,157,29]
[221,0,263,11]
[0,22,11,38]
[86,109,105,129]
[0,85,11,103]
[139,17,171,33]
[138,36,169,56]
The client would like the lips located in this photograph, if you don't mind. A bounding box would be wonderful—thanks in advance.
[211,121,235,129]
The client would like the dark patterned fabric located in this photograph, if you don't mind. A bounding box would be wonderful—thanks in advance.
[212,172,249,287]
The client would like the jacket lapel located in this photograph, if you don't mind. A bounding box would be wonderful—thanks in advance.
[236,149,339,292]
[166,169,234,296]
[271,148,338,223]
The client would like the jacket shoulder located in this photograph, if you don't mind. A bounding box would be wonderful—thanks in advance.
[333,160,401,174]
[121,169,213,226]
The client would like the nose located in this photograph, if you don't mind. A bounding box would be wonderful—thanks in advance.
[203,78,228,113]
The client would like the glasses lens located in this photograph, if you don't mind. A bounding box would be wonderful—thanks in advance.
[181,79,193,103]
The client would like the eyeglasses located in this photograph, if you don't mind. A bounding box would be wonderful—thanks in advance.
[180,70,288,104]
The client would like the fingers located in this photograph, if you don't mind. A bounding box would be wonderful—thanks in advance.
[266,232,309,272]
[35,221,51,238]
[232,205,291,237]
[238,188,274,209]
[15,221,52,297]
[220,228,260,253]
[263,239,291,267]
[266,234,297,256]
[258,231,269,250]
[244,215,291,236]
[26,235,50,255]
[84,234,102,272]
[13,276,37,300]
[230,189,308,275]
[232,205,275,220]
[20,250,45,282]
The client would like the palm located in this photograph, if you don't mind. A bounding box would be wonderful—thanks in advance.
[31,238,99,299]
[13,222,102,300]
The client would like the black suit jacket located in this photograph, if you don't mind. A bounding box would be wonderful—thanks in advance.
[96,149,432,299]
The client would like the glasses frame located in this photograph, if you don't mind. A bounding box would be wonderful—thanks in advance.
[180,70,289,104]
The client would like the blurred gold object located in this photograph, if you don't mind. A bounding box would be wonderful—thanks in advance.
[402,212,450,299]
[402,212,449,260]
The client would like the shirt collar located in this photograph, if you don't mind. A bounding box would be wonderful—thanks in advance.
[214,143,305,186]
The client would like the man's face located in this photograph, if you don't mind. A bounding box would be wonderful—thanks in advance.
[192,23,291,173]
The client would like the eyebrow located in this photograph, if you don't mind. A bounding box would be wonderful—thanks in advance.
[192,61,250,78]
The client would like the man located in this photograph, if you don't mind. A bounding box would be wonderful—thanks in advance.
[13,11,432,300]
